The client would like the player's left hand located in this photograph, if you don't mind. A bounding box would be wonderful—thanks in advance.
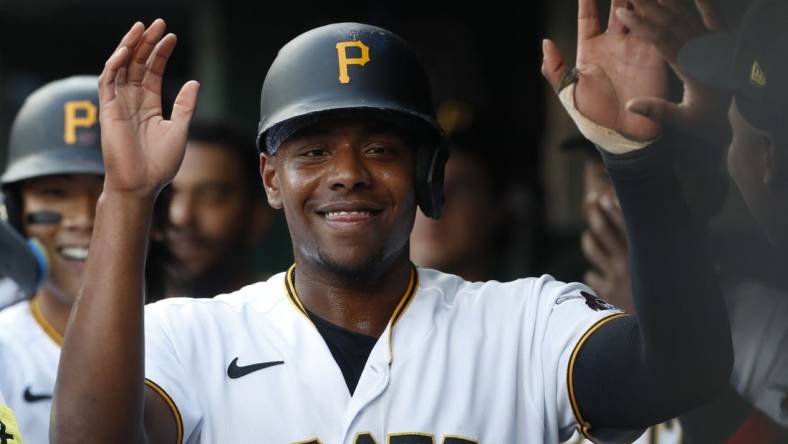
[622,0,733,148]
[542,0,668,142]
[98,19,200,198]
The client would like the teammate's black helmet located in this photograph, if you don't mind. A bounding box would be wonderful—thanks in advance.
[1,76,103,230]
[2,76,104,186]
[256,23,448,219]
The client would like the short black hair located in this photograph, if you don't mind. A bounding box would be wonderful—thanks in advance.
[187,121,263,200]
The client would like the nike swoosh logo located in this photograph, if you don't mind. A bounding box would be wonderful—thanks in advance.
[227,357,284,379]
[23,386,52,403]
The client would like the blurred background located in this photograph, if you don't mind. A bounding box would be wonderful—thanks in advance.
[0,0,779,287]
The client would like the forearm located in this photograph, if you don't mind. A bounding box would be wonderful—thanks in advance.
[52,191,154,444]
[574,139,733,429]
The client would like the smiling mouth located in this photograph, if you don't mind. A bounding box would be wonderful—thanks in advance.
[57,246,89,261]
[316,209,383,223]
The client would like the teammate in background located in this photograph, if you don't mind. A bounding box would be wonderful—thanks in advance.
[410,126,508,281]
[146,122,272,301]
[0,77,104,444]
[619,0,788,440]
[54,10,731,443]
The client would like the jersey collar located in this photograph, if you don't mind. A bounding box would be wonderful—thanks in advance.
[30,296,64,347]
[283,263,420,364]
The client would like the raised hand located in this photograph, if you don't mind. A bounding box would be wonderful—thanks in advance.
[621,0,732,147]
[542,0,668,142]
[98,19,200,197]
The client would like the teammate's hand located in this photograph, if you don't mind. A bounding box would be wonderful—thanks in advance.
[581,195,635,313]
[98,19,200,197]
[542,0,668,142]
[622,0,732,147]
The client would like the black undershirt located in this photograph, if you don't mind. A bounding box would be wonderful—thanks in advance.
[307,310,377,395]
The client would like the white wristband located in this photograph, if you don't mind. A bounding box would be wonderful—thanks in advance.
[558,82,657,154]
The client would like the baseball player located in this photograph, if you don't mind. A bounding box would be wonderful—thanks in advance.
[618,0,788,439]
[0,76,104,443]
[53,8,731,444]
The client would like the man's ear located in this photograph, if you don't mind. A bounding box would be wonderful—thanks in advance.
[260,154,283,209]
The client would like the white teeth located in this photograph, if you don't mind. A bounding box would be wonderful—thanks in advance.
[59,247,89,261]
[325,210,372,217]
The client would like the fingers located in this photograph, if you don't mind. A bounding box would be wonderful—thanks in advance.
[541,39,567,92]
[626,96,684,128]
[615,6,681,61]
[581,230,611,272]
[170,80,201,131]
[578,0,602,43]
[99,47,131,105]
[98,23,144,104]
[584,270,608,297]
[142,33,178,95]
[695,0,725,31]
[587,203,627,256]
[607,0,630,34]
[127,19,167,85]
[630,0,674,27]
[110,22,144,60]
[599,193,625,233]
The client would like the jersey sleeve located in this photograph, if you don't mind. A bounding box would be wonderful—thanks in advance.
[144,302,202,443]
[524,276,634,443]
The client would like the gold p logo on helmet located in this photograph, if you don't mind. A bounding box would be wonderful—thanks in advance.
[336,41,370,84]
[63,100,98,144]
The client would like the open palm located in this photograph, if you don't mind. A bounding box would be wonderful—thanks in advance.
[98,20,199,197]
[543,0,668,141]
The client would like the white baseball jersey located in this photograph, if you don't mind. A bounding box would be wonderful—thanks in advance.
[725,279,788,428]
[0,298,61,444]
[568,419,681,444]
[0,278,24,311]
[145,266,629,443]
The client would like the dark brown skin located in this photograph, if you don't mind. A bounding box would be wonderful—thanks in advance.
[262,120,417,336]
[52,19,198,444]
[53,0,692,441]
[52,19,418,443]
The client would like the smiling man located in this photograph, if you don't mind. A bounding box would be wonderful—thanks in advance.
[55,12,732,444]
[147,122,271,300]
[0,76,104,443]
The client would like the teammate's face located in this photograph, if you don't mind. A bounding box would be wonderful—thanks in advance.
[263,119,417,275]
[727,100,788,244]
[20,174,103,305]
[410,152,499,275]
[158,142,261,280]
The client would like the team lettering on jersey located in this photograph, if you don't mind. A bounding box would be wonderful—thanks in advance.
[296,433,478,444]
[0,406,22,444]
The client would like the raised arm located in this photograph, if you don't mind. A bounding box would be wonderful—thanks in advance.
[542,0,732,437]
[52,20,199,444]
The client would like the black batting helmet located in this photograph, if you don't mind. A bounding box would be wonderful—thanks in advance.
[256,23,447,219]
[1,76,103,230]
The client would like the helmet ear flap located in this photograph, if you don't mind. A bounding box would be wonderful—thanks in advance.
[1,188,23,233]
[416,144,449,220]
